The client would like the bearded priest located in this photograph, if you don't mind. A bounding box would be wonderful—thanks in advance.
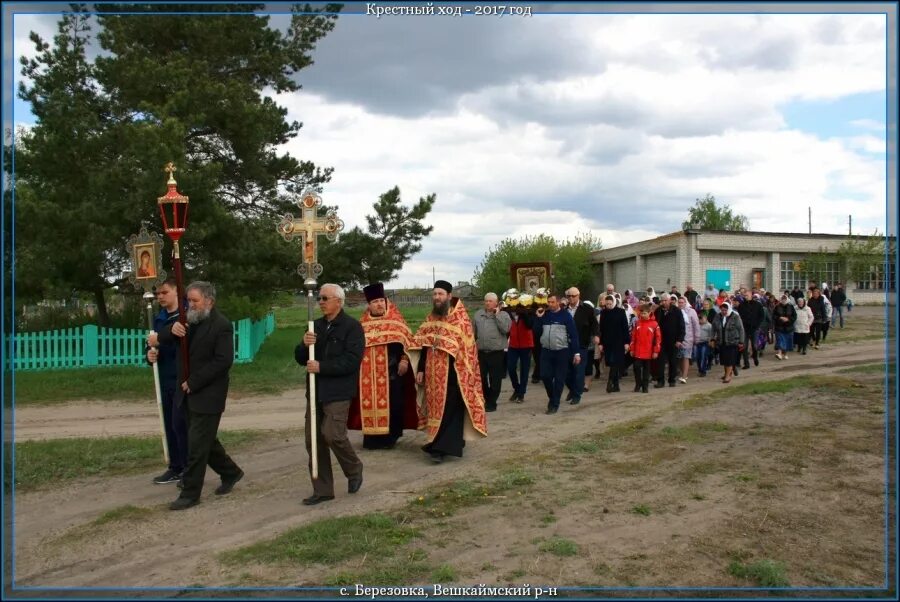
[414,280,488,463]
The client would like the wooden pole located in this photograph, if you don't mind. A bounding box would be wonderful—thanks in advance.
[145,293,170,465]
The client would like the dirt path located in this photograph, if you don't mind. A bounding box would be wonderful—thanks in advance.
[11,338,890,590]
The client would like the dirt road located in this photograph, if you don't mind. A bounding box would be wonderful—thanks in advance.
[10,337,890,592]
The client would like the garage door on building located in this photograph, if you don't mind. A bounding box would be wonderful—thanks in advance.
[706,269,731,292]
[645,252,676,291]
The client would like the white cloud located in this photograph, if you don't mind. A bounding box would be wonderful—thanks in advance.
[12,10,889,290]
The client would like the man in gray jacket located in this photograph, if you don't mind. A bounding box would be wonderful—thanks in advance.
[473,292,511,412]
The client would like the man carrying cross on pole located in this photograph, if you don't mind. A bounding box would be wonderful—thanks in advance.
[280,191,363,506]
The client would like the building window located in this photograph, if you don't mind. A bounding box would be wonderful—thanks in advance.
[856,262,897,291]
[780,260,841,291]
[780,261,805,292]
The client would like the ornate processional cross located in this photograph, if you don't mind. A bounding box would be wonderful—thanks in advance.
[277,191,344,281]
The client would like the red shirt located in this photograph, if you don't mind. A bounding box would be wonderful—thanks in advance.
[630,317,662,359]
[508,315,534,349]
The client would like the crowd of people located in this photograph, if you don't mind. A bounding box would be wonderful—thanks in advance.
[481,279,850,407]
[143,276,850,509]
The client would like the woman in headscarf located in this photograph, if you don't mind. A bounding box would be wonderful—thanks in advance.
[597,294,631,392]
[624,289,639,310]
[771,294,797,359]
[676,295,701,384]
[711,301,744,383]
[793,296,814,355]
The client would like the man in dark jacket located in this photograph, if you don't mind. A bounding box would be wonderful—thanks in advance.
[146,278,188,485]
[563,287,599,405]
[653,294,685,388]
[295,283,366,505]
[734,295,765,369]
[160,281,244,511]
[830,283,847,328]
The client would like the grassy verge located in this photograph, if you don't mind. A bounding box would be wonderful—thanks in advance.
[12,304,463,406]
[8,429,270,492]
[215,373,885,588]
[219,464,536,585]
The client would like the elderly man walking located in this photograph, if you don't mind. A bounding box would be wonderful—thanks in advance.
[473,292,511,412]
[563,287,599,405]
[295,283,365,505]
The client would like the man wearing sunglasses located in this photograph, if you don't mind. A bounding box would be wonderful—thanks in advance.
[295,284,366,505]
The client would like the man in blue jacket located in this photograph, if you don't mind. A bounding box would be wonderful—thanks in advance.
[536,293,581,415]
[295,283,366,505]
[146,278,188,485]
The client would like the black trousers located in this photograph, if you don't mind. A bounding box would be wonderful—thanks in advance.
[179,409,242,501]
[478,350,506,409]
[656,346,679,384]
[741,328,758,367]
[633,359,652,390]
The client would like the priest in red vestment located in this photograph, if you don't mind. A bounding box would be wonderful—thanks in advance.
[349,283,421,449]
[414,280,488,463]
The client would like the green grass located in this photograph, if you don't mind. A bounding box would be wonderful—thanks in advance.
[728,559,790,587]
[406,467,536,519]
[631,504,652,516]
[220,513,420,566]
[11,304,469,405]
[838,362,895,375]
[680,375,862,409]
[10,430,265,492]
[562,440,602,454]
[659,422,730,444]
[431,564,457,582]
[539,537,579,557]
[93,504,156,525]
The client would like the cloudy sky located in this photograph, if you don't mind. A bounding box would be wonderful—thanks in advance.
[8,3,891,289]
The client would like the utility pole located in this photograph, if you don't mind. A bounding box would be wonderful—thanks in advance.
[808,207,811,234]
[849,214,852,235]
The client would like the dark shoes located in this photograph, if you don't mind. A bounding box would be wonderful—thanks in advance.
[302,494,335,506]
[531,377,541,384]
[153,469,181,485]
[485,404,497,412]
[508,392,519,401]
[669,382,676,388]
[545,407,558,414]
[642,387,649,393]
[569,397,581,405]
[348,474,363,494]
[169,496,199,511]
[654,381,665,389]
[742,364,750,370]
[565,392,574,402]
[753,357,759,366]
[429,452,445,464]
[633,385,642,392]
[214,469,244,495]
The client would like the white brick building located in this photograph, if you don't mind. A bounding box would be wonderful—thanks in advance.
[590,229,896,305]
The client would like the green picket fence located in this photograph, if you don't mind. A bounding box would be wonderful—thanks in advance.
[7,313,275,371]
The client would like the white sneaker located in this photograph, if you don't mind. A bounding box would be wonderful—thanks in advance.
[775,352,783,360]
[783,354,788,359]
[678,377,687,384]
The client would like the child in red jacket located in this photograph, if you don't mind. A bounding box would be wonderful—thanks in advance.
[630,304,661,393]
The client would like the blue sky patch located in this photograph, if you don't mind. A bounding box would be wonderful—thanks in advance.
[780,90,886,140]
